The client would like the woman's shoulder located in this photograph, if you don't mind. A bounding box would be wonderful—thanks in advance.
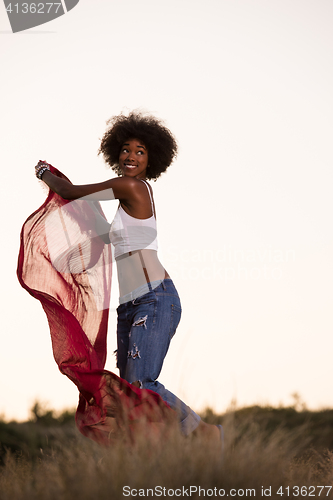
[109,176,149,190]
[101,176,147,201]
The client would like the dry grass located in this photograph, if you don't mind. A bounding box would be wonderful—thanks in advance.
[1,412,333,500]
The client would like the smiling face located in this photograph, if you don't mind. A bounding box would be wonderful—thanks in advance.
[119,138,148,179]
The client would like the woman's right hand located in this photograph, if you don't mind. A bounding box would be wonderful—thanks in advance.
[35,160,51,179]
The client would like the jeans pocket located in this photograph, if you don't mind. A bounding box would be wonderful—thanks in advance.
[132,291,156,306]
[169,303,182,339]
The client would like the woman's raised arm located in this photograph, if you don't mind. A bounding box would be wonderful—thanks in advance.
[35,161,139,202]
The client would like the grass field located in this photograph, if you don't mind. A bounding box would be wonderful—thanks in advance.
[1,403,333,499]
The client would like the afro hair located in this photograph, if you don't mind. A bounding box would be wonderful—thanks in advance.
[98,111,178,180]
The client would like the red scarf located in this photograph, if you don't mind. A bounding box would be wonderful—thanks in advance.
[17,166,173,445]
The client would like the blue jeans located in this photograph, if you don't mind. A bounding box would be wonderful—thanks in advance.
[116,279,201,435]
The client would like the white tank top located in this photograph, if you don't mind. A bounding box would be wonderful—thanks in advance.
[110,180,158,259]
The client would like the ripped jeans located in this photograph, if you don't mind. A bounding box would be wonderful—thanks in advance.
[116,278,201,436]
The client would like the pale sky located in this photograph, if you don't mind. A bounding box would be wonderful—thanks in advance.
[1,0,332,421]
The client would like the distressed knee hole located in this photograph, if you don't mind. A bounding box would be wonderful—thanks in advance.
[127,343,141,359]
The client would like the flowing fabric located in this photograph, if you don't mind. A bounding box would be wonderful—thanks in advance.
[17,167,174,445]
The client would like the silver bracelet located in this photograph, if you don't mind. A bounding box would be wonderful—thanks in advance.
[36,165,50,180]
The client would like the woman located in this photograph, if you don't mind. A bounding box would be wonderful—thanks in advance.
[35,111,221,442]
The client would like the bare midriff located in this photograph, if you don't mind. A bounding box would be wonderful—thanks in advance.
[116,249,170,297]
